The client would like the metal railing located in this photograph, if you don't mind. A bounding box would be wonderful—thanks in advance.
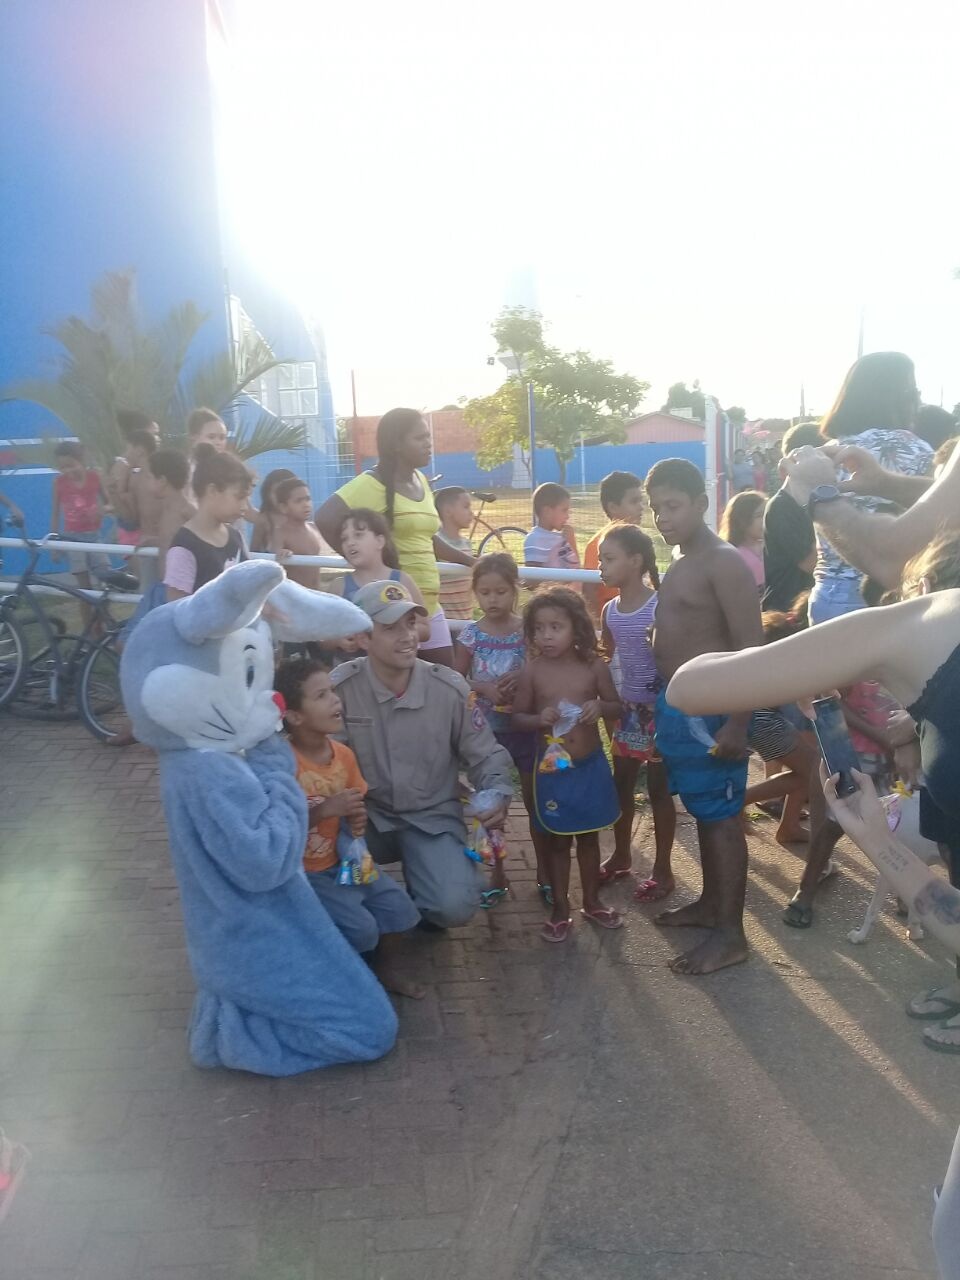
[0,536,602,615]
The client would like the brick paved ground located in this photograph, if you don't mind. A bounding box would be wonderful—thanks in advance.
[1,717,957,1279]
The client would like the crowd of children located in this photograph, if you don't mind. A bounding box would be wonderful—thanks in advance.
[17,390,955,977]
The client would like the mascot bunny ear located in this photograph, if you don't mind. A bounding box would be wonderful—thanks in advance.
[174,560,285,645]
[266,578,372,643]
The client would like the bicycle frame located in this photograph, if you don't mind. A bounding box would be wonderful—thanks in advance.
[1,538,120,699]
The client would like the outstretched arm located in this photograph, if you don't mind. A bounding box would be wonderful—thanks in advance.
[824,768,960,954]
[667,601,920,716]
[179,736,308,893]
[783,445,960,588]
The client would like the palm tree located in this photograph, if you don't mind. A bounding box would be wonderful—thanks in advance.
[3,269,307,470]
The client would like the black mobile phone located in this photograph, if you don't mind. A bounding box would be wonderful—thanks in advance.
[811,695,861,798]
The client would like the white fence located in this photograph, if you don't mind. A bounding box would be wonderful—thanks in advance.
[0,536,602,619]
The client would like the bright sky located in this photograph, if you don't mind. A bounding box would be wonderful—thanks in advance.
[223,0,960,421]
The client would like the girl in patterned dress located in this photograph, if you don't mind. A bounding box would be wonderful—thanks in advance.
[454,554,538,903]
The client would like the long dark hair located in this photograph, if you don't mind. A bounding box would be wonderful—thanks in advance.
[339,507,401,570]
[819,352,918,440]
[523,587,597,662]
[597,523,661,589]
[719,491,765,547]
[376,407,425,527]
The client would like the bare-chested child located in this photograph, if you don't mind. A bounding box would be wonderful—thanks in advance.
[270,477,332,590]
[511,588,624,942]
[144,449,196,578]
[647,458,763,975]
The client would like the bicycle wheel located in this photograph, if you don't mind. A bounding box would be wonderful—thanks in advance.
[477,525,528,561]
[79,634,125,742]
[7,634,83,720]
[0,613,27,711]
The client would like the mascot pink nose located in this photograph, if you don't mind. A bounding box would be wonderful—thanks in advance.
[272,692,287,714]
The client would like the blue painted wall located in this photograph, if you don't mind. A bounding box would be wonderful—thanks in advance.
[358,441,705,494]
[0,0,336,571]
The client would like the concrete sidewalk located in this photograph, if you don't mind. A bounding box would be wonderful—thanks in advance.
[0,718,955,1279]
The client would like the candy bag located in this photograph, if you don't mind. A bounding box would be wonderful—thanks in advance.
[463,790,508,867]
[335,822,379,886]
[538,700,581,773]
[464,819,506,867]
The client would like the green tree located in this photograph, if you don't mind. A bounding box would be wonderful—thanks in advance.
[3,269,306,471]
[465,306,649,483]
[661,380,706,420]
[725,405,747,426]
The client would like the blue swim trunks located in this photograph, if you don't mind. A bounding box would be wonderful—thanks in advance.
[655,689,748,823]
[533,746,620,836]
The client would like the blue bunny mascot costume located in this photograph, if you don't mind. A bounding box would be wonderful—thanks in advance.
[120,559,398,1076]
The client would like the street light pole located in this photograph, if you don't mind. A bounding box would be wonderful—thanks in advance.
[527,381,537,490]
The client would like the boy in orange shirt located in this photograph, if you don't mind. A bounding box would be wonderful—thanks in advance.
[275,658,423,998]
[583,471,646,621]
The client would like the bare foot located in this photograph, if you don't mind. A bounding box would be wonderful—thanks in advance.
[375,967,426,1000]
[634,876,676,904]
[599,856,632,882]
[776,825,810,848]
[655,899,716,928]
[670,929,749,976]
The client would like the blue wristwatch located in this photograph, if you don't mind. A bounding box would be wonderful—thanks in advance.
[807,484,843,517]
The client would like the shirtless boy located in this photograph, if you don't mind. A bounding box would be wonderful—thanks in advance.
[647,458,763,974]
[271,477,330,589]
[511,588,624,941]
[141,450,195,579]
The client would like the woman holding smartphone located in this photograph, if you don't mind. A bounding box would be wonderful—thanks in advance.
[667,534,960,1049]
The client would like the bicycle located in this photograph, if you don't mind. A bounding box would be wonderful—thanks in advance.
[0,523,138,741]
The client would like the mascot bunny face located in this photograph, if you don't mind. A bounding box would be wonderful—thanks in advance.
[120,561,372,754]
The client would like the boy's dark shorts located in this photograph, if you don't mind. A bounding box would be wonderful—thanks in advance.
[655,690,748,823]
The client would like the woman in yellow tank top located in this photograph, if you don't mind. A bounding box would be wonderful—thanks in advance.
[315,409,474,666]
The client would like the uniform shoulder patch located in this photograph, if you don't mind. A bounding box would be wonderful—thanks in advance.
[329,658,363,687]
[428,665,471,697]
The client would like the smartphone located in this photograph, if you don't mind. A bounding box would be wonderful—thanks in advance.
[811,695,861,798]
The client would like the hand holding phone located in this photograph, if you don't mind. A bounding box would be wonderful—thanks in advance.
[811,695,861,798]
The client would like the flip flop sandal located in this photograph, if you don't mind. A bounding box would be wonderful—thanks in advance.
[540,918,572,944]
[537,883,554,907]
[906,989,960,1020]
[480,888,509,909]
[634,878,674,903]
[580,906,624,930]
[598,863,632,884]
[922,1021,960,1054]
[782,898,813,929]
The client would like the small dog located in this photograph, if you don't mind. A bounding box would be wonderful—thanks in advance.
[847,789,944,944]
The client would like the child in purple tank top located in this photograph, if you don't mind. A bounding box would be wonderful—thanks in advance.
[598,525,677,902]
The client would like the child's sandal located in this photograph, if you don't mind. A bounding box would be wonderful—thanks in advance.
[580,906,624,930]
[540,918,572,944]
[480,887,509,909]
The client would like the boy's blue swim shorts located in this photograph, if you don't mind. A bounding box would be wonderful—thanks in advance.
[655,689,748,823]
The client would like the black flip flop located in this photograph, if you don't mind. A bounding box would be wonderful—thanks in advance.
[922,1022,960,1054]
[782,898,813,929]
[906,989,960,1020]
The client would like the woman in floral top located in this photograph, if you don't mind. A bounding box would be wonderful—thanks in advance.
[811,352,933,624]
